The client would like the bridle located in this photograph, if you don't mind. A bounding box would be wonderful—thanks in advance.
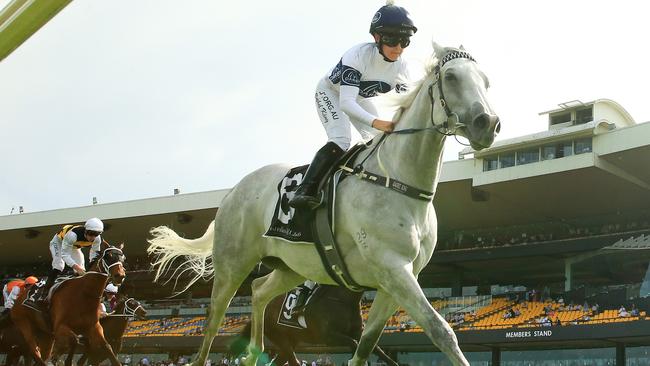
[106,297,145,319]
[392,50,477,137]
[98,247,125,275]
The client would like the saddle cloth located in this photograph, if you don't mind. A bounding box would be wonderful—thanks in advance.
[22,276,74,311]
[276,285,320,329]
[264,164,315,243]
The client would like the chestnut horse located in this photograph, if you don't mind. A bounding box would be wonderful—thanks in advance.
[10,243,127,366]
[77,296,147,366]
[231,285,398,366]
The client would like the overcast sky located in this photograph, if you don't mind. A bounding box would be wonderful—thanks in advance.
[1,0,649,214]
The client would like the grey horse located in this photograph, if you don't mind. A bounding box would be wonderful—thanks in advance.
[148,43,500,366]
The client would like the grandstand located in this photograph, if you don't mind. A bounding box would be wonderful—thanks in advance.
[2,100,650,366]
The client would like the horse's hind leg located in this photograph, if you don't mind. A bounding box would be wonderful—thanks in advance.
[377,267,469,366]
[244,267,304,366]
[191,261,259,366]
[348,290,399,366]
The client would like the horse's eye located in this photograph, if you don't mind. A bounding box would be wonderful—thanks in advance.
[444,72,457,82]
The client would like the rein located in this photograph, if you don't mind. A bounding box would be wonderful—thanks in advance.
[340,50,477,202]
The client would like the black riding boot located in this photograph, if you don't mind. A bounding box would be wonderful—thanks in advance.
[288,141,345,209]
[37,268,61,304]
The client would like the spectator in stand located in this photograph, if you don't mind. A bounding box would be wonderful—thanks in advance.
[555,318,562,326]
[592,303,600,314]
[618,305,629,317]
[630,304,640,317]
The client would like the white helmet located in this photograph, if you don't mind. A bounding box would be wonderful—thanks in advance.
[105,283,119,293]
[84,217,104,233]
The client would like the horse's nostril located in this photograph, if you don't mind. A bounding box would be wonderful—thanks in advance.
[473,114,488,130]
[495,118,501,134]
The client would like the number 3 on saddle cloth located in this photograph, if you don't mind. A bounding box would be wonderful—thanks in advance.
[276,285,321,329]
[22,276,74,311]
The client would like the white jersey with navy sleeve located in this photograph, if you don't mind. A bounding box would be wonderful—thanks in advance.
[315,42,409,150]
[324,42,409,125]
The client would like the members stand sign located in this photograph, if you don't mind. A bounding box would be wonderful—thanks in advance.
[505,329,553,340]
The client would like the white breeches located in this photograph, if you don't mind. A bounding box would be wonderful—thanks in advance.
[50,239,85,271]
[50,238,65,271]
[314,79,378,150]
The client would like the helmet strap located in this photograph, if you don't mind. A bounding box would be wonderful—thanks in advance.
[373,33,396,63]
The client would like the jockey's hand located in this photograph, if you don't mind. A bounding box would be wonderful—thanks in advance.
[73,264,86,276]
[372,119,395,133]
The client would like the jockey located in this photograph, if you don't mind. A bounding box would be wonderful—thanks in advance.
[37,217,105,304]
[100,283,119,317]
[104,283,119,312]
[289,0,417,209]
[2,276,39,312]
[0,276,38,327]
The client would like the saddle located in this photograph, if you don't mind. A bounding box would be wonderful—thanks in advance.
[22,276,74,312]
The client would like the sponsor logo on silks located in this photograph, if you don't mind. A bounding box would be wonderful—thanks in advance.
[372,11,381,24]
[341,66,361,87]
[329,59,343,84]
[395,83,408,93]
[359,80,392,98]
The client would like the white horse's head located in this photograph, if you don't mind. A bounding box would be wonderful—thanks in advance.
[430,42,500,150]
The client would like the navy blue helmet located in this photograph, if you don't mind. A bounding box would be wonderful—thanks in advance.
[369,3,417,36]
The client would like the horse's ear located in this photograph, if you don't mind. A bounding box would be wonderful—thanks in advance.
[118,242,125,250]
[459,44,466,50]
[432,41,445,59]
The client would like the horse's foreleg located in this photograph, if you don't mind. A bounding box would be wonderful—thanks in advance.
[13,323,47,366]
[87,323,120,366]
[64,341,76,366]
[349,290,398,366]
[77,352,89,366]
[379,267,469,366]
[271,337,300,366]
[245,268,304,366]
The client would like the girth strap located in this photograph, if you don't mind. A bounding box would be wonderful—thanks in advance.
[312,170,370,292]
[341,165,434,201]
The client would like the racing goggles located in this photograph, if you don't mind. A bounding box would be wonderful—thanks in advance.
[380,34,411,48]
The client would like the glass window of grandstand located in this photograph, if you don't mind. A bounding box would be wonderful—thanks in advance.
[499,152,515,168]
[397,351,491,366]
[575,137,592,154]
[550,112,572,126]
[576,106,594,124]
[483,156,498,171]
[516,148,539,165]
[542,141,574,160]
[502,348,615,366]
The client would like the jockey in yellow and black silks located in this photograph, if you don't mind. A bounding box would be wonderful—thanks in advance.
[37,217,104,305]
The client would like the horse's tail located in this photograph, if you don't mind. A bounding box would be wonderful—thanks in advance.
[147,221,215,293]
[228,321,251,356]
